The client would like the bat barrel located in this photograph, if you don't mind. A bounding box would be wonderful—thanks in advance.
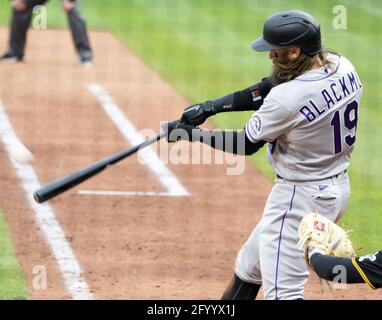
[33,164,106,203]
[33,132,166,203]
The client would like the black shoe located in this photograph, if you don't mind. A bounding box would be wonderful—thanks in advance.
[0,52,24,62]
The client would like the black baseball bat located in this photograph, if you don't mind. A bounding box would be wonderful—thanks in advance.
[33,132,166,203]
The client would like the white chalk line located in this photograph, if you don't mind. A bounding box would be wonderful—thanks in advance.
[78,190,178,197]
[88,83,191,197]
[78,190,176,197]
[0,102,94,300]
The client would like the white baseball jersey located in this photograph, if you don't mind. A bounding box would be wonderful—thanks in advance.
[245,53,362,181]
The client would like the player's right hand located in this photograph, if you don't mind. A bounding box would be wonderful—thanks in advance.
[161,120,196,143]
[62,0,76,12]
[180,100,215,126]
[11,0,27,11]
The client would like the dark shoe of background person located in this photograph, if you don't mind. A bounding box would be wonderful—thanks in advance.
[80,56,92,68]
[0,52,24,63]
[79,49,93,68]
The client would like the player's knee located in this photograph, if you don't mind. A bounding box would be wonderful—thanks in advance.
[234,255,262,284]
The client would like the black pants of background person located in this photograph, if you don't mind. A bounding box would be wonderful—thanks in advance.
[4,0,92,63]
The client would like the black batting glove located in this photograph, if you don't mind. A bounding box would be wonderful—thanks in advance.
[180,100,215,126]
[162,120,197,143]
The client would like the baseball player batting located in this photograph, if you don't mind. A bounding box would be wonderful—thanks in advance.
[0,0,92,66]
[163,10,363,300]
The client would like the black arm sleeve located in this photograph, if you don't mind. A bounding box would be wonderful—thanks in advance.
[189,128,266,156]
[310,253,364,284]
[211,77,273,113]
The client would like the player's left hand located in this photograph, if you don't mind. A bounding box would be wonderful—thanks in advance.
[11,0,27,11]
[161,120,196,143]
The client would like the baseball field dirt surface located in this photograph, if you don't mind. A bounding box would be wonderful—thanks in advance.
[0,28,381,300]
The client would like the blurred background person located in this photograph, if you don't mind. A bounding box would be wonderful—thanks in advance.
[0,0,93,66]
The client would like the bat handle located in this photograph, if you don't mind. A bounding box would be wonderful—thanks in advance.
[141,131,166,148]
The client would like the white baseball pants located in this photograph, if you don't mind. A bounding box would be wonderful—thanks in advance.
[235,172,350,300]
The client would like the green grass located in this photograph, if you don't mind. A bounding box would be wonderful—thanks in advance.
[0,209,29,299]
[0,0,381,254]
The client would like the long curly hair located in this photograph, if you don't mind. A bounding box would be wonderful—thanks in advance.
[271,48,340,86]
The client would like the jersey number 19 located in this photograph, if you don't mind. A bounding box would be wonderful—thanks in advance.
[330,100,359,154]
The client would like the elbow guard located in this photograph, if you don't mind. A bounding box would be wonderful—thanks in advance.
[232,77,273,111]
